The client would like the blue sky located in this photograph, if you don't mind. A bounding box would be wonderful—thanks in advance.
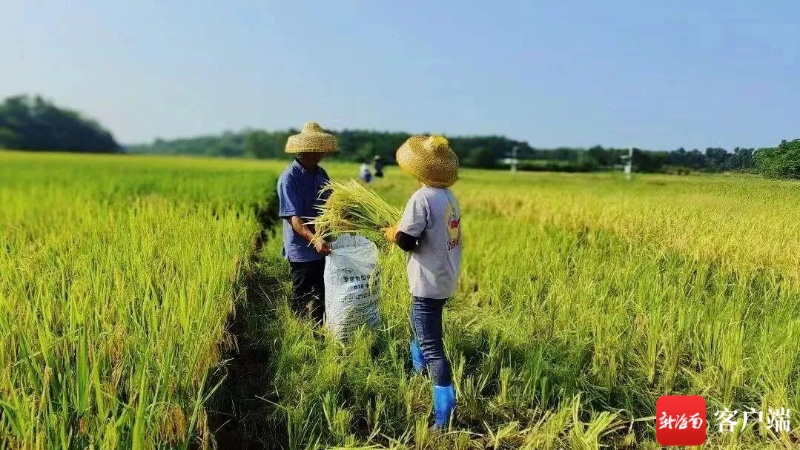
[1,1,797,149]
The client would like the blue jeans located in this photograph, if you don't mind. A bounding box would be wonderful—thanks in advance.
[410,296,452,386]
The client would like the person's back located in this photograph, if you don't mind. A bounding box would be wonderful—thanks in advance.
[400,186,461,300]
[382,135,460,429]
[359,161,372,183]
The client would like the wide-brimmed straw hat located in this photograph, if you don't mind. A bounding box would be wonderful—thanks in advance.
[396,135,459,187]
[285,122,339,153]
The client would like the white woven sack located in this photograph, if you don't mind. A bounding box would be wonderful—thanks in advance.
[324,234,380,342]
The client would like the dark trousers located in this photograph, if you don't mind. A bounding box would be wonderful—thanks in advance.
[410,296,452,386]
[289,259,326,325]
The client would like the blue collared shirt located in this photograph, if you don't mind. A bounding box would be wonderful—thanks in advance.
[277,159,331,262]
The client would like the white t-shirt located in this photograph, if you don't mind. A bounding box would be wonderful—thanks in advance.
[397,186,462,299]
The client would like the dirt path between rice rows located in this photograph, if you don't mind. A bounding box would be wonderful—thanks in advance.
[207,194,289,450]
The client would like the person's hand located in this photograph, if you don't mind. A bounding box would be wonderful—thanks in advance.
[314,240,332,256]
[382,226,398,243]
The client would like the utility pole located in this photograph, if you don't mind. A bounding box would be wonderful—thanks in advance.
[622,147,633,180]
[510,145,519,172]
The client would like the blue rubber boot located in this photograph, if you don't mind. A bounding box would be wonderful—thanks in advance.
[410,340,426,374]
[432,384,456,429]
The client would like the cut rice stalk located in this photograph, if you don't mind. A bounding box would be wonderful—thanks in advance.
[308,180,402,247]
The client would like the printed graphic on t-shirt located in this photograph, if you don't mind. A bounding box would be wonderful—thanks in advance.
[446,201,461,250]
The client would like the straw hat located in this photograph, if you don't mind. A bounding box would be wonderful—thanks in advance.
[285,122,339,153]
[396,135,459,187]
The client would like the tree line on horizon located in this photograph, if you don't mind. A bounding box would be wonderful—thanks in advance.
[0,95,120,153]
[129,128,798,177]
[1,94,797,179]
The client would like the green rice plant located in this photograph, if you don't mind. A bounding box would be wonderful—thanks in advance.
[4,153,800,449]
[0,151,276,449]
[257,161,800,449]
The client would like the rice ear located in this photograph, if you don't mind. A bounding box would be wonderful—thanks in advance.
[311,181,401,246]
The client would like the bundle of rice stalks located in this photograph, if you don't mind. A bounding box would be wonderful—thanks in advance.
[309,180,401,247]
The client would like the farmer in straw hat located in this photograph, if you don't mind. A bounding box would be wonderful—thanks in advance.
[383,135,461,429]
[277,122,338,326]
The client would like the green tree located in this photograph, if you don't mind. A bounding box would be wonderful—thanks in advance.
[0,128,21,148]
[356,142,374,161]
[725,148,755,171]
[587,145,617,167]
[244,131,272,159]
[754,140,800,179]
[0,94,120,152]
[577,150,600,171]
[126,123,775,177]
[705,147,729,171]
[464,147,497,168]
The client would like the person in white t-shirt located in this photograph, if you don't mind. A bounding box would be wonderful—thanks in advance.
[359,159,372,183]
[383,135,460,430]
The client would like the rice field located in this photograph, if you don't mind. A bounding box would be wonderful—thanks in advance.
[2,150,800,449]
[0,151,274,449]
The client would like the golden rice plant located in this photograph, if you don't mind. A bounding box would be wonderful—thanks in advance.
[309,180,402,247]
[262,161,800,449]
[5,153,800,449]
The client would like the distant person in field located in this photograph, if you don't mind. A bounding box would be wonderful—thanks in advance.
[359,159,373,183]
[373,155,385,179]
[277,122,338,326]
[383,135,461,430]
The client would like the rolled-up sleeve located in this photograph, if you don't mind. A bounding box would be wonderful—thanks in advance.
[277,175,300,218]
